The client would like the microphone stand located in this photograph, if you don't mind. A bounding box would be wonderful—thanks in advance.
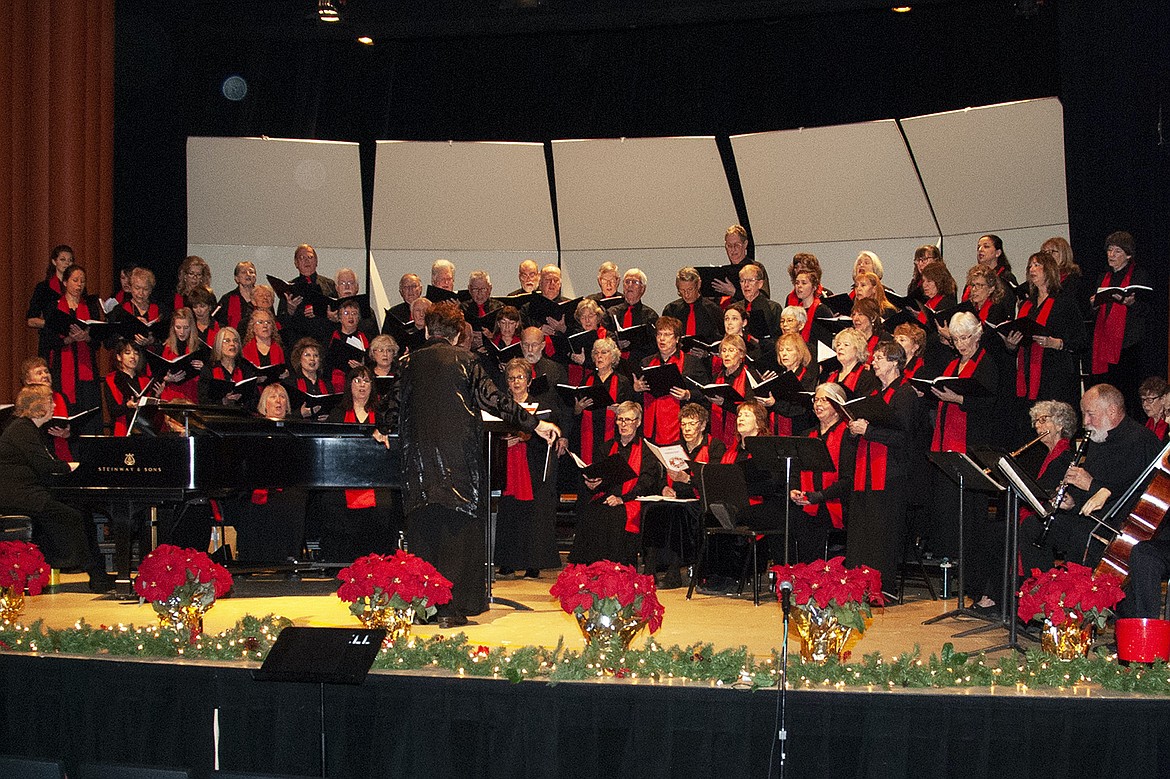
[772,580,792,779]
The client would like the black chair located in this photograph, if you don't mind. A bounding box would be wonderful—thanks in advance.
[76,764,191,779]
[685,463,784,606]
[0,755,66,779]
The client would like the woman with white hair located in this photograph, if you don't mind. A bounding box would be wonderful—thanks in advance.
[929,310,1002,611]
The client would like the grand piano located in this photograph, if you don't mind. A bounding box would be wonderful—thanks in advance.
[53,402,401,594]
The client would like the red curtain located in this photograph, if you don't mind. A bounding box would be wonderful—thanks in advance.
[0,0,113,395]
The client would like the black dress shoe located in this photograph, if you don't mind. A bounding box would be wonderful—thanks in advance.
[437,613,470,629]
[523,569,540,579]
[497,568,515,577]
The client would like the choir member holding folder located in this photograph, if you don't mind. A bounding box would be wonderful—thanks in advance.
[766,333,818,436]
[47,265,103,435]
[241,308,286,388]
[216,261,257,330]
[788,386,856,562]
[157,307,205,403]
[1003,251,1086,422]
[26,244,74,358]
[567,336,634,465]
[647,403,724,589]
[283,338,334,420]
[1090,231,1152,412]
[199,327,257,408]
[696,334,758,450]
[494,358,564,579]
[634,316,705,445]
[569,400,662,566]
[843,341,917,596]
[102,340,159,436]
[319,366,398,563]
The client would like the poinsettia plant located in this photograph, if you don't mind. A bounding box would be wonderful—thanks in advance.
[133,544,233,613]
[771,556,885,633]
[549,560,664,634]
[1017,562,1124,629]
[0,541,50,596]
[336,551,453,621]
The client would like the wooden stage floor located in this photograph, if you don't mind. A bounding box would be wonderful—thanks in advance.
[30,568,1031,664]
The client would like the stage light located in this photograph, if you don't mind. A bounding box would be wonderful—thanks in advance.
[357,36,374,45]
[891,6,912,12]
[318,0,341,23]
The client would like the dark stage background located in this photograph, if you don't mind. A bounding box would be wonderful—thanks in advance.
[3,652,1170,777]
[111,0,1168,378]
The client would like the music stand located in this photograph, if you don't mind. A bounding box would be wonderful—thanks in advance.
[744,436,835,566]
[981,453,1051,653]
[922,451,1006,630]
[480,415,536,612]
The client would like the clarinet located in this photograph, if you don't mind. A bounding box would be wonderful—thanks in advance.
[1034,433,1090,548]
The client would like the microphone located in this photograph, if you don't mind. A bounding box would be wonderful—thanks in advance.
[779,579,793,616]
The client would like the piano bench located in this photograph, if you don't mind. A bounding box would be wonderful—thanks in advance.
[0,514,33,542]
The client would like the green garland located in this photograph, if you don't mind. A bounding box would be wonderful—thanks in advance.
[3,616,1170,695]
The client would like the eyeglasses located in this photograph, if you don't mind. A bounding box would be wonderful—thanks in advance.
[616,416,639,424]
[623,279,645,287]
[1032,415,1050,425]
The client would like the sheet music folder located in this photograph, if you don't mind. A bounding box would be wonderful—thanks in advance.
[253,626,386,685]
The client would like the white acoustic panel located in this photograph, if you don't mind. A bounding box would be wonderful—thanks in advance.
[732,120,937,246]
[187,137,365,298]
[552,136,738,251]
[900,98,1069,237]
[187,137,364,248]
[371,140,556,251]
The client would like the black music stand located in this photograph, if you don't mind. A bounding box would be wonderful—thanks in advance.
[980,453,1050,653]
[480,415,538,612]
[922,451,1006,630]
[744,436,835,566]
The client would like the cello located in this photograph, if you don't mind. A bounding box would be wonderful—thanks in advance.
[1090,438,1170,586]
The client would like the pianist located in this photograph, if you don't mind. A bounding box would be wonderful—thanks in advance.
[0,385,114,592]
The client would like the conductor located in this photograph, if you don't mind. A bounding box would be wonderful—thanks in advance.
[391,302,560,628]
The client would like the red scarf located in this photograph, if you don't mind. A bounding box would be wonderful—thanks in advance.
[643,351,686,444]
[1019,437,1072,531]
[160,342,200,403]
[854,384,897,491]
[57,295,95,402]
[800,422,846,528]
[344,409,377,508]
[799,301,821,343]
[243,340,285,367]
[974,298,993,322]
[903,355,924,381]
[504,435,535,501]
[931,348,985,452]
[580,371,619,465]
[1146,417,1168,442]
[226,292,244,328]
[1015,296,1054,400]
[123,300,160,322]
[50,391,72,460]
[608,438,644,532]
[710,364,749,449]
[1091,263,1133,374]
[830,362,866,393]
[915,294,945,325]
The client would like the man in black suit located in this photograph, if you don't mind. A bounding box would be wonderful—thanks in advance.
[610,268,659,367]
[0,386,113,592]
[662,266,724,359]
[278,244,338,345]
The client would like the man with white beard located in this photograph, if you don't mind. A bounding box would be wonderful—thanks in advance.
[1019,383,1162,574]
